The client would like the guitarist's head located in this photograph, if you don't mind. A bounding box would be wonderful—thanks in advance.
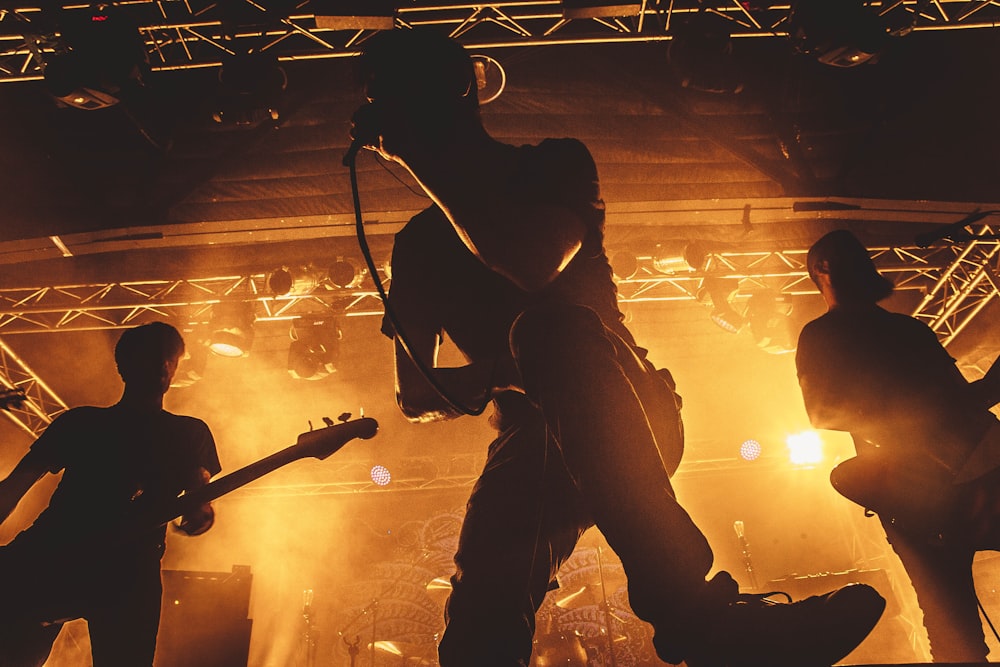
[807,230,894,308]
[115,321,185,397]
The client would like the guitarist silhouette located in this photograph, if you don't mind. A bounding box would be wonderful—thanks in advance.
[796,230,1000,663]
[0,322,222,667]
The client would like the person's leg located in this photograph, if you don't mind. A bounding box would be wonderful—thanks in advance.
[0,622,62,667]
[0,547,77,667]
[883,521,987,662]
[509,304,715,621]
[509,301,886,665]
[438,399,591,667]
[87,563,162,667]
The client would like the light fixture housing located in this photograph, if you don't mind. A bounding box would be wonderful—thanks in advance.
[287,318,341,380]
[208,302,255,358]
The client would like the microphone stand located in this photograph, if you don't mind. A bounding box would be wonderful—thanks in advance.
[302,589,317,667]
[734,520,760,591]
[343,635,360,667]
[914,209,1000,247]
[596,546,620,667]
[337,598,378,667]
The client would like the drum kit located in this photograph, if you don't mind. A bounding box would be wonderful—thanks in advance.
[335,547,641,667]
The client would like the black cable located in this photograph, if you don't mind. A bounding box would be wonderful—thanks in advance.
[346,151,490,417]
[979,594,1000,647]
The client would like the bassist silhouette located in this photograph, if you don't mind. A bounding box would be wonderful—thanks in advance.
[0,322,222,667]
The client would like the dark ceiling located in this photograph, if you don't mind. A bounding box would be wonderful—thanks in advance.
[0,5,998,272]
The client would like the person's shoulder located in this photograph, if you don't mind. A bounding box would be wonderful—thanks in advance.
[50,405,106,425]
[532,138,596,168]
[161,411,212,433]
[397,205,449,239]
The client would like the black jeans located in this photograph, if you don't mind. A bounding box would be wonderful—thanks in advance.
[0,549,163,667]
[882,519,988,662]
[438,302,716,666]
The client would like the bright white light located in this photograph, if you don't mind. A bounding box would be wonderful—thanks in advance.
[370,464,391,486]
[786,431,823,466]
[739,439,762,461]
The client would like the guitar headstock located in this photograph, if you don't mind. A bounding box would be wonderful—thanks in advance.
[0,387,26,411]
[296,415,379,460]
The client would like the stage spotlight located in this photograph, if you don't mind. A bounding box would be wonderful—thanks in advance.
[287,318,341,381]
[610,250,639,281]
[746,291,796,354]
[786,430,823,466]
[208,302,255,358]
[267,265,322,296]
[652,244,691,275]
[788,0,891,68]
[327,258,364,289]
[43,4,149,111]
[370,464,392,487]
[740,439,762,461]
[667,11,745,94]
[211,52,287,128]
[698,277,744,334]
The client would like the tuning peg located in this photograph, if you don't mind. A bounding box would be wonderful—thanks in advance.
[322,416,335,427]
[337,412,352,423]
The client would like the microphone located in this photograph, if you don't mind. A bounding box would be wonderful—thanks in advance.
[342,102,381,166]
[914,209,995,248]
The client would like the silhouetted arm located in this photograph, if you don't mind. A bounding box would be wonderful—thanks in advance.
[0,450,48,526]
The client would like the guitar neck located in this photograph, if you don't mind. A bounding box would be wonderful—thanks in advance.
[152,443,308,527]
[144,416,378,528]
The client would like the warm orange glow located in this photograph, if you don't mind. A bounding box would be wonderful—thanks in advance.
[786,430,824,466]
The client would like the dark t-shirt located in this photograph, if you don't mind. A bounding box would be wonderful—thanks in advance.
[381,138,634,366]
[14,405,221,562]
[796,306,995,472]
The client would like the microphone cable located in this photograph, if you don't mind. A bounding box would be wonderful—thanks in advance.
[345,149,491,418]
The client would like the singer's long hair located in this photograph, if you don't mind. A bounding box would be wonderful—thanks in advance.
[807,230,895,304]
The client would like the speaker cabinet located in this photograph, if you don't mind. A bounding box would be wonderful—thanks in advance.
[155,565,253,667]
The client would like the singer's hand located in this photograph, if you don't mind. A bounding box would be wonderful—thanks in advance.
[344,103,383,165]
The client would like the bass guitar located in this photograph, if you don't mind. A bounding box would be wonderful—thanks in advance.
[0,414,379,627]
[141,414,378,530]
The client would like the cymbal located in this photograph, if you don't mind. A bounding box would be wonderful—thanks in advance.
[426,576,452,593]
[553,584,601,610]
[426,576,452,604]
[371,640,438,660]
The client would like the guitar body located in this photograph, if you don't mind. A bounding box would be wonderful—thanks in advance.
[831,454,1000,550]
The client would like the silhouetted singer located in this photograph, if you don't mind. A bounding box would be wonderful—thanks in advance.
[348,28,885,667]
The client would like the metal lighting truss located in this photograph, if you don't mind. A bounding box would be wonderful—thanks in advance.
[0,233,995,487]
[909,223,1000,346]
[1,0,999,83]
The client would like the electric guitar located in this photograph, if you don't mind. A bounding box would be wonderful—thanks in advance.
[0,414,379,625]
[831,430,1000,549]
[140,414,378,530]
[831,354,1000,548]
